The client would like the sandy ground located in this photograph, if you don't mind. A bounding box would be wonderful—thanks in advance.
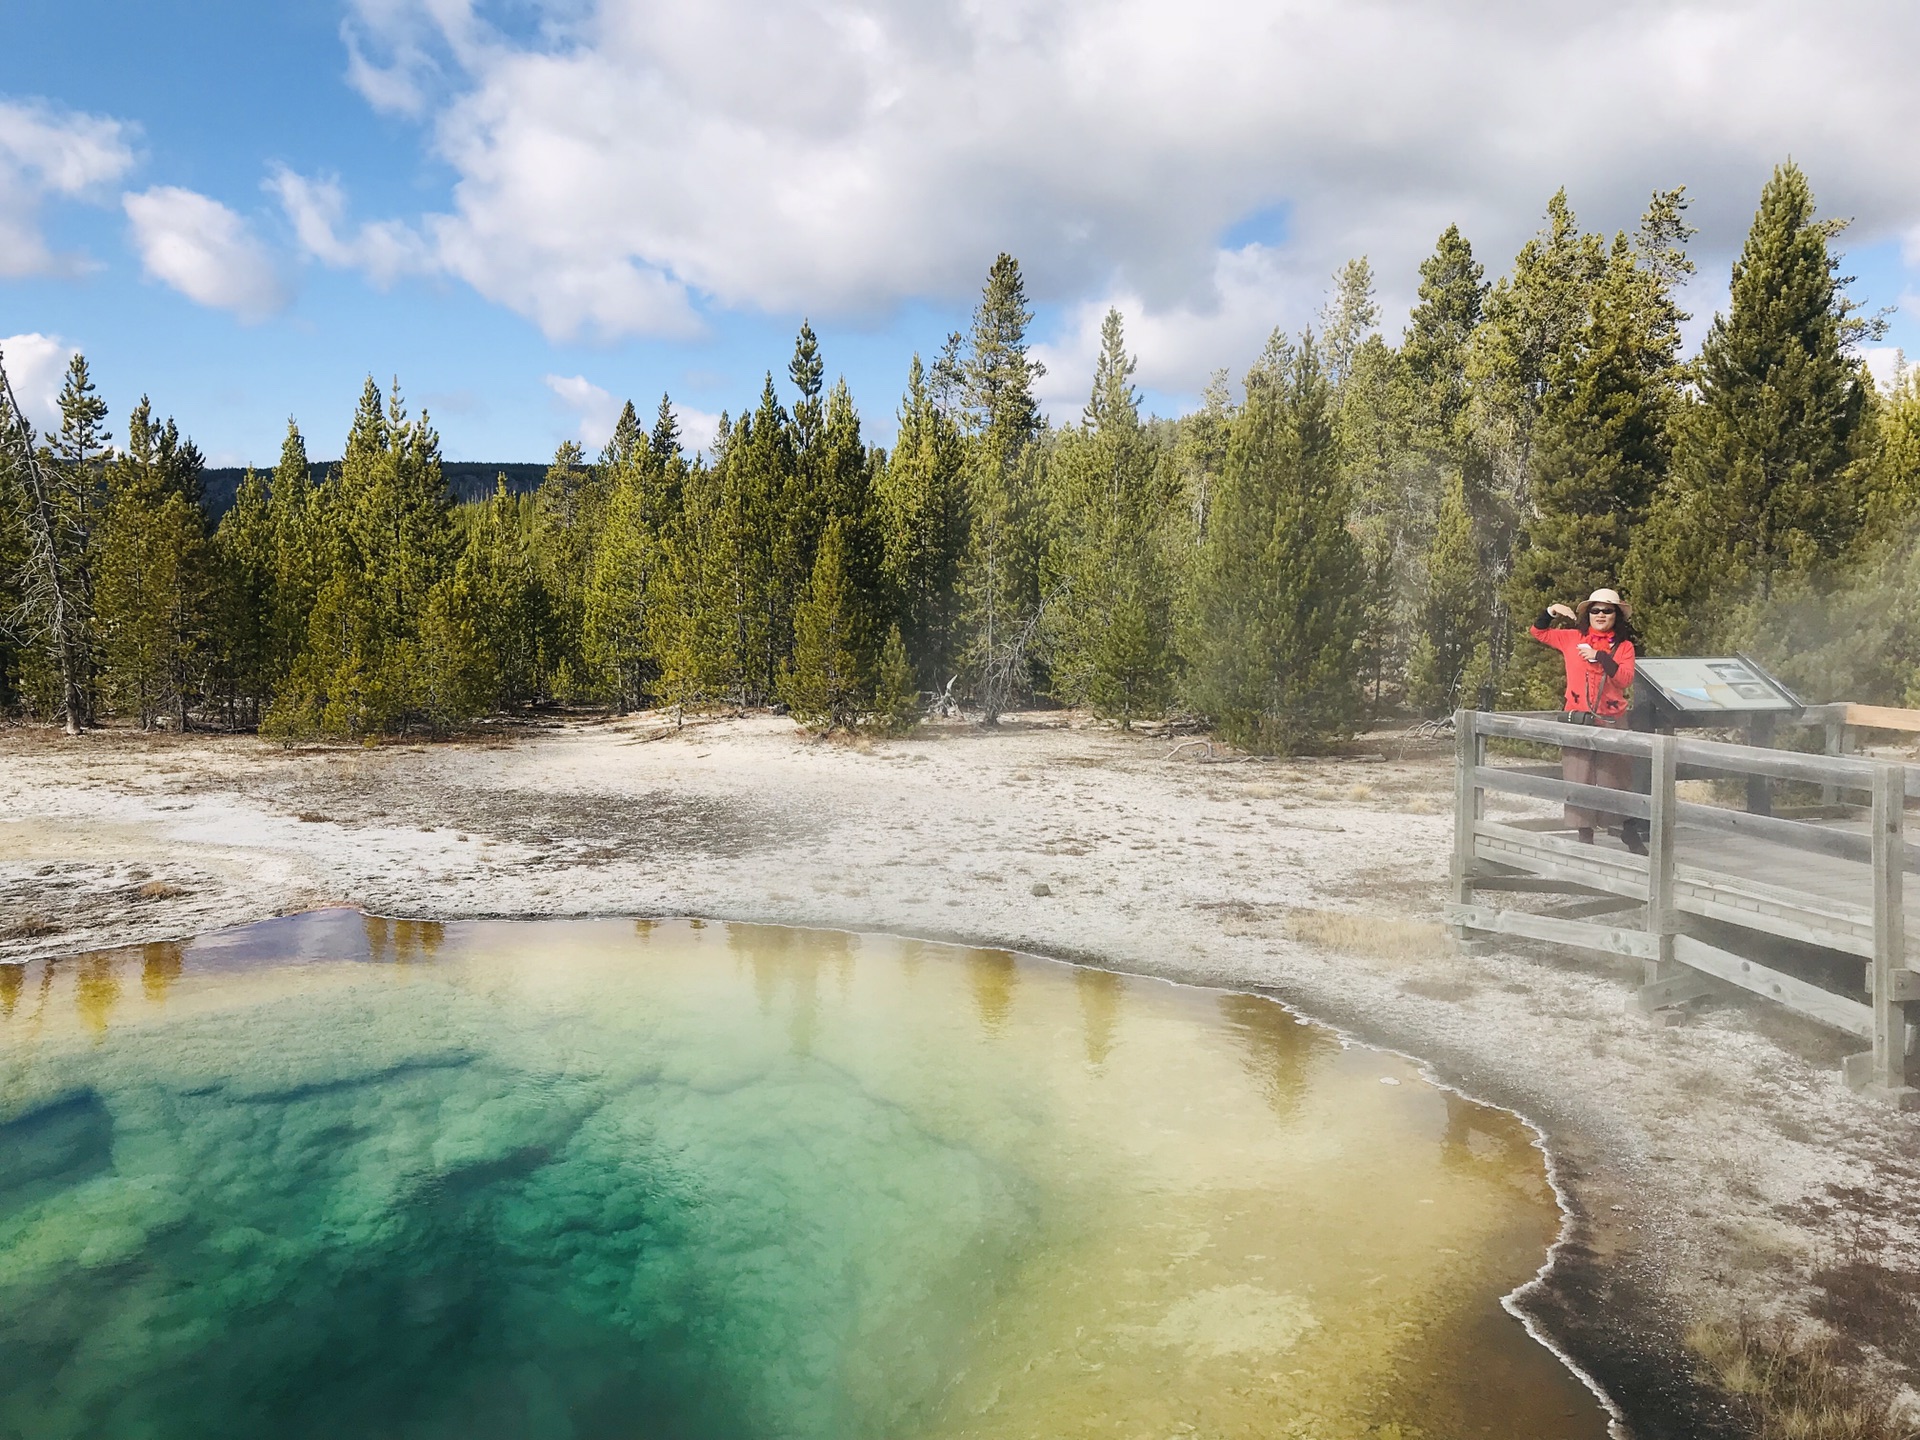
[5,710,1920,1437]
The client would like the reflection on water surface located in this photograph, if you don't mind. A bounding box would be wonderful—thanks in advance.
[0,912,1607,1439]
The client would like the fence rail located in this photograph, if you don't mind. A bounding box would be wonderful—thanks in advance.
[1449,709,1920,1108]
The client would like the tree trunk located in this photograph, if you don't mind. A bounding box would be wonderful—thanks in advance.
[2,358,89,733]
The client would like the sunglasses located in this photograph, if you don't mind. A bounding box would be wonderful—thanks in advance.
[1587,605,1617,614]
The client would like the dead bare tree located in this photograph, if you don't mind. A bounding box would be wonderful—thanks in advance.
[976,582,1064,725]
[0,346,88,733]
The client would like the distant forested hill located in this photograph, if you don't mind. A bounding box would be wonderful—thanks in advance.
[200,462,549,515]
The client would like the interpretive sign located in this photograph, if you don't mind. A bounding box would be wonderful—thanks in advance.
[1635,657,1801,715]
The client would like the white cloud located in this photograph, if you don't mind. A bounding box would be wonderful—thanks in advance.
[339,0,482,117]
[542,377,720,454]
[266,166,433,286]
[123,186,291,322]
[0,332,80,433]
[322,0,1920,390]
[1033,244,1323,412]
[674,406,722,456]
[1865,345,1909,392]
[0,99,137,278]
[544,372,623,448]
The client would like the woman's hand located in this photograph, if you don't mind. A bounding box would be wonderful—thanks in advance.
[1576,643,1598,662]
[1548,603,1576,621]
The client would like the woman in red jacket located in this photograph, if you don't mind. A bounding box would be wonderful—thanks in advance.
[1528,588,1645,853]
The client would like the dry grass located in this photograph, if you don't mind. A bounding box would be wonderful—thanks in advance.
[0,911,60,940]
[1285,907,1449,962]
[295,812,332,823]
[135,879,186,901]
[1688,1318,1914,1440]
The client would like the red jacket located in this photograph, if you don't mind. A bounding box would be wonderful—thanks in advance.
[1529,614,1635,717]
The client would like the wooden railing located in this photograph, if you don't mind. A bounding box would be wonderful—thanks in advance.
[1449,709,1920,1106]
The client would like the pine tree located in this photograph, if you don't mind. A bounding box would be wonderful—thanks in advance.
[649,394,681,462]
[871,624,919,734]
[959,253,1047,721]
[210,466,275,725]
[780,517,867,731]
[1402,225,1487,454]
[727,377,793,702]
[876,356,968,689]
[1506,216,1689,705]
[1320,257,1380,389]
[654,404,777,710]
[1466,192,1608,589]
[1337,334,1421,719]
[1407,472,1488,715]
[94,399,209,729]
[460,479,548,708]
[1173,370,1233,549]
[1391,227,1495,707]
[653,414,731,711]
[1046,309,1177,725]
[1629,161,1867,651]
[269,378,457,735]
[1863,364,1920,532]
[1188,332,1362,751]
[815,378,881,603]
[599,400,644,469]
[266,419,321,694]
[1,349,100,730]
[531,440,605,699]
[584,433,681,709]
[788,320,825,453]
[34,355,113,727]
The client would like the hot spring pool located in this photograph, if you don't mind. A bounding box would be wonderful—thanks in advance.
[0,912,1608,1439]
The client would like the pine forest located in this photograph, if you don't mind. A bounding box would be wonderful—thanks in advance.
[5,161,1919,750]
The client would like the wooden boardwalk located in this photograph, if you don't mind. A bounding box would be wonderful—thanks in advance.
[1447,709,1920,1106]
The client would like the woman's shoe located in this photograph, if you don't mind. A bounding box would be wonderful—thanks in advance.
[1577,827,1594,845]
[1623,831,1649,856]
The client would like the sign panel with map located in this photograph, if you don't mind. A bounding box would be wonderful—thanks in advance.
[1634,657,1801,715]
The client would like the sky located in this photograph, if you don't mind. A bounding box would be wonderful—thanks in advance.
[4,0,1920,467]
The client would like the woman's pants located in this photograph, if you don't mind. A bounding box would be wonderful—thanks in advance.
[1563,712,1633,832]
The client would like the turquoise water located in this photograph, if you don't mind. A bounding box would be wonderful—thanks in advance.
[0,913,1607,1439]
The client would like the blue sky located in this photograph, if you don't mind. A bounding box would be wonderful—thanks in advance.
[5,0,1919,466]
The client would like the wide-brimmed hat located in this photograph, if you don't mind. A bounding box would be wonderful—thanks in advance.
[1574,587,1631,621]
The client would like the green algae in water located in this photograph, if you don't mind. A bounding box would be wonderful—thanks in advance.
[0,913,1609,1439]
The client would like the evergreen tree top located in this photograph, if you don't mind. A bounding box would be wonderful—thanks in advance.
[52,352,111,466]
[649,394,681,462]
[1405,225,1486,371]
[1320,257,1379,388]
[602,400,643,468]
[1084,307,1140,433]
[965,253,1045,442]
[345,376,388,463]
[272,419,311,501]
[1480,191,1607,394]
[1704,160,1854,395]
[790,321,825,451]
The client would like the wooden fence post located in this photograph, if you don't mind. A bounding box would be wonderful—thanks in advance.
[1860,761,1918,1103]
[1633,732,1714,1015]
[1646,733,1677,973]
[1449,709,1482,944]
[1745,714,1775,816]
[1821,720,1848,807]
